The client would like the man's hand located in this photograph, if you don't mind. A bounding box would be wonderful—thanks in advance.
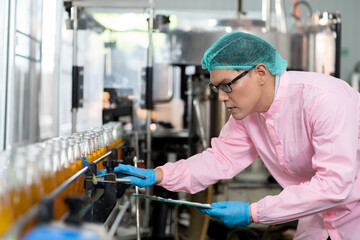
[198,201,250,229]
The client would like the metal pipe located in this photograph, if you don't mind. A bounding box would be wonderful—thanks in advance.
[93,150,112,165]
[134,131,139,160]
[71,5,78,133]
[108,200,131,237]
[133,156,141,240]
[262,0,271,31]
[186,75,193,157]
[147,3,153,68]
[71,0,153,8]
[193,98,208,150]
[145,0,154,232]
[275,0,286,33]
[333,13,341,78]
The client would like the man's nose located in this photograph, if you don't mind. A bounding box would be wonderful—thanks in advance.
[218,90,228,102]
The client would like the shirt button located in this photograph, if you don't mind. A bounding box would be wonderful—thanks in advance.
[322,229,328,237]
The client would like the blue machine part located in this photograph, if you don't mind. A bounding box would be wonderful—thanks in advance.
[22,225,101,240]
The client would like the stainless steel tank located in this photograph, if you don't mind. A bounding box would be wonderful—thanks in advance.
[167,11,340,76]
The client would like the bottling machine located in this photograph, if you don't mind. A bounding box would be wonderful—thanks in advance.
[1,0,342,239]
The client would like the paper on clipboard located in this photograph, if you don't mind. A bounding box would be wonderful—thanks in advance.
[132,194,213,208]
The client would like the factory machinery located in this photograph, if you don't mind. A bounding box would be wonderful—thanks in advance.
[1,0,343,239]
[0,122,150,240]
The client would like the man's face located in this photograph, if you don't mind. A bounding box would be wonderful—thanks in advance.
[209,68,264,120]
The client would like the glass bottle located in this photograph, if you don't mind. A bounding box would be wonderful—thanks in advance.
[39,146,56,195]
[9,149,30,220]
[0,153,14,237]
[67,137,78,194]
[93,127,106,170]
[50,140,66,220]
[82,134,94,163]
[25,145,44,207]
[73,136,85,194]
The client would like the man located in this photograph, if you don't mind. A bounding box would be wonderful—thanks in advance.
[115,31,360,240]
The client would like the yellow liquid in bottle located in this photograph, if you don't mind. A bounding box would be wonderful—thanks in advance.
[55,170,64,187]
[92,152,98,162]
[30,184,42,207]
[69,162,78,195]
[54,170,65,220]
[70,163,77,176]
[105,146,111,161]
[10,187,30,220]
[75,159,85,194]
[0,197,13,237]
[24,185,41,235]
[62,167,72,203]
[98,147,106,170]
[86,154,93,163]
[63,167,72,182]
[100,147,106,156]
[42,176,56,195]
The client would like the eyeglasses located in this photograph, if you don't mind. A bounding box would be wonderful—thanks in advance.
[209,66,256,93]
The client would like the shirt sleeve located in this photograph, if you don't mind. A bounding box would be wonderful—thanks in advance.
[253,92,359,224]
[157,116,258,194]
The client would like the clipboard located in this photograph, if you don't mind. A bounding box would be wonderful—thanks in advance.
[132,194,213,209]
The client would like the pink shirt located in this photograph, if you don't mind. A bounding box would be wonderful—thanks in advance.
[158,71,360,240]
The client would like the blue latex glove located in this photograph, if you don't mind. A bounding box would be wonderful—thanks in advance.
[114,164,156,188]
[83,157,156,187]
[82,156,89,167]
[198,201,250,229]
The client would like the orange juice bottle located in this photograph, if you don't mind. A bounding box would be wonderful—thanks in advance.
[93,127,108,165]
[0,194,13,237]
[83,135,94,163]
[59,138,72,215]
[29,184,42,207]
[26,147,44,207]
[42,175,56,195]
[67,138,78,195]
[39,148,56,195]
[76,157,85,194]
[51,141,66,220]
[9,186,28,221]
[59,138,72,181]
[93,133,101,160]
[89,133,98,162]
[98,146,106,171]
[103,126,113,150]
[73,137,85,194]
[82,135,95,194]
[0,167,14,237]
[9,150,31,220]
[110,123,123,161]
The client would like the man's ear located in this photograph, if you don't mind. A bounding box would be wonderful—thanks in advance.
[254,64,270,85]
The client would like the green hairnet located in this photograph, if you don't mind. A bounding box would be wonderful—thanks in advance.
[201,31,287,75]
